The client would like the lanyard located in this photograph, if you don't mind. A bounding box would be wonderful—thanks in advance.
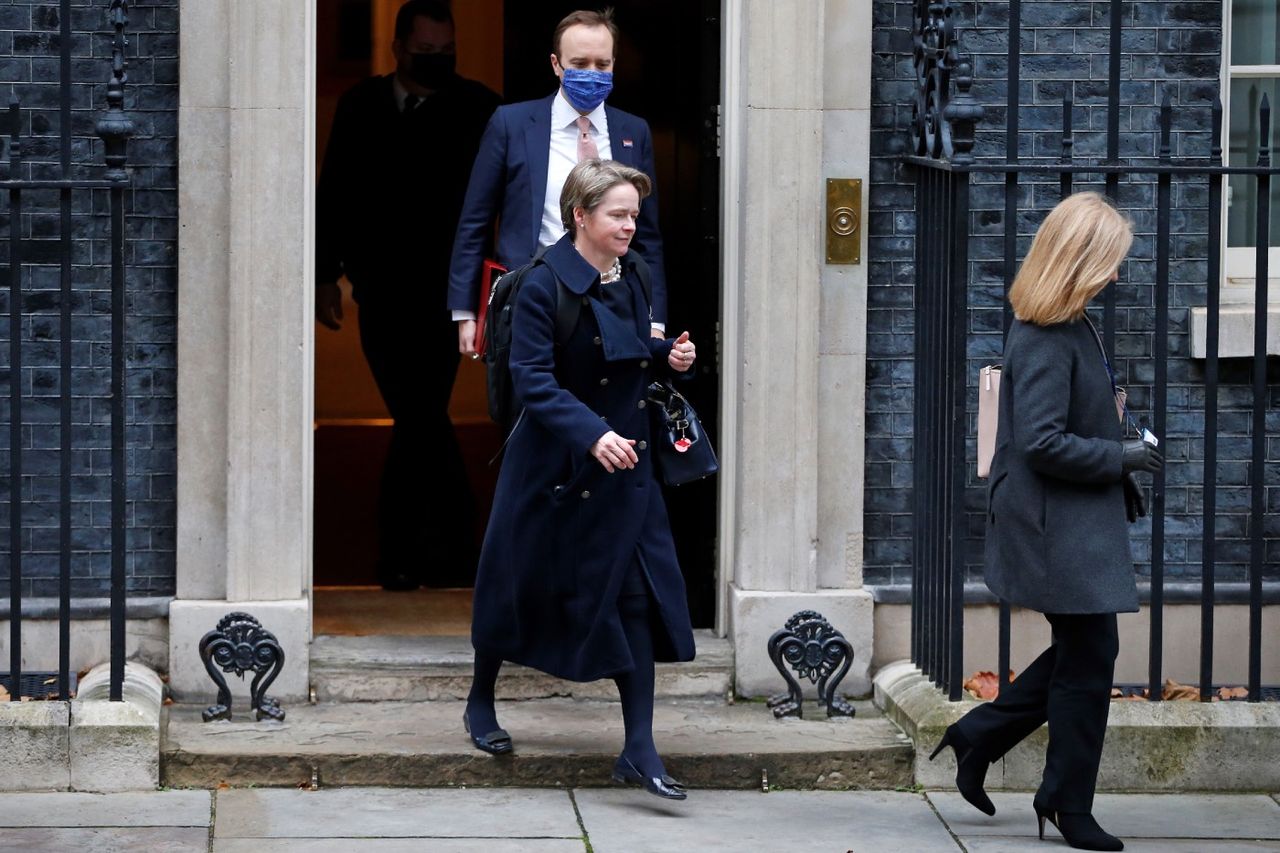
[1083,315,1142,437]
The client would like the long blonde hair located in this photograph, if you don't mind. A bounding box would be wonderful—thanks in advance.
[1009,192,1133,325]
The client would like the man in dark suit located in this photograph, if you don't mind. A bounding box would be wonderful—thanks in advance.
[316,0,501,590]
[448,8,668,354]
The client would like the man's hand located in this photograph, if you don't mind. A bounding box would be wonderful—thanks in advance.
[458,319,478,356]
[316,282,344,331]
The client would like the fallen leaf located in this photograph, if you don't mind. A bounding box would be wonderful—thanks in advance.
[963,671,1014,701]
[1110,687,1124,699]
[162,697,174,706]
[0,685,9,702]
[216,781,230,790]
[1162,679,1199,701]
[1218,686,1248,701]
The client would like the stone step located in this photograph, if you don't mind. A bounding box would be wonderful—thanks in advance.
[309,630,733,702]
[161,698,914,791]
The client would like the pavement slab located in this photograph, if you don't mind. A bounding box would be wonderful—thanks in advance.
[213,787,583,840]
[214,840,585,852]
[930,792,1280,846]
[0,827,210,852]
[164,698,911,790]
[0,789,211,827]
[573,789,962,853]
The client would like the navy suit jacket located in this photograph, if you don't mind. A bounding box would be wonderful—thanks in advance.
[447,94,668,324]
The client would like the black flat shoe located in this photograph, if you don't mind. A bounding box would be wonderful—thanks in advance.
[463,710,513,755]
[1035,802,1124,851]
[611,755,687,800]
[928,723,996,816]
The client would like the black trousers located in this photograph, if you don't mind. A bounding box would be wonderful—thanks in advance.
[357,300,476,586]
[955,611,1119,813]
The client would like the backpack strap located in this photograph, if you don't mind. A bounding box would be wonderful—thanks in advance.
[553,280,579,346]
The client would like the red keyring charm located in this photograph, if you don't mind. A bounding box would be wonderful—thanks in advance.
[674,437,692,453]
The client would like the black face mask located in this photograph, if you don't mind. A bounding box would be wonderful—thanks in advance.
[407,52,456,90]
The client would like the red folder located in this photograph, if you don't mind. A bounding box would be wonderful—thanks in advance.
[474,259,508,358]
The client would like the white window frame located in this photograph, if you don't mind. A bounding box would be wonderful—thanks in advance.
[1221,2,1280,296]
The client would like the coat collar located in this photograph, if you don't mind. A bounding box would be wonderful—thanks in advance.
[542,234,602,295]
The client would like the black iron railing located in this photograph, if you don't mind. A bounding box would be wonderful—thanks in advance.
[3,1,132,702]
[907,0,1276,703]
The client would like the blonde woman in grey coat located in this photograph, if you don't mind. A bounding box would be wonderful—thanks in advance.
[929,192,1162,852]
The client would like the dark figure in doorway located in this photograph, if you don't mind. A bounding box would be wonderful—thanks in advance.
[930,193,1162,851]
[464,160,698,801]
[448,7,668,356]
[316,1,501,590]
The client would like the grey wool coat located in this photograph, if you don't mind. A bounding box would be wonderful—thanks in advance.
[984,316,1140,614]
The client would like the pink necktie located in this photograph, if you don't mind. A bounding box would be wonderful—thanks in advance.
[576,116,599,161]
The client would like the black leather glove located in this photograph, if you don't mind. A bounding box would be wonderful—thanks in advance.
[1122,472,1147,523]
[1121,439,1163,474]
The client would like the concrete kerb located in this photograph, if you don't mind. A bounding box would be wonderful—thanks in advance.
[69,661,165,792]
[873,659,1280,793]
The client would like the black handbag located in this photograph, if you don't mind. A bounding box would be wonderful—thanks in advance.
[646,381,718,486]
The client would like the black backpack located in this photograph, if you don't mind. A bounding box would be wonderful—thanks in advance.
[484,252,653,437]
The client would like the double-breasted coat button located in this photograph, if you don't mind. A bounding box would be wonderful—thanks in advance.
[600,377,609,386]
[637,400,647,409]
[593,336,603,345]
[581,490,591,499]
[638,440,648,450]
[639,360,649,368]
[581,296,590,306]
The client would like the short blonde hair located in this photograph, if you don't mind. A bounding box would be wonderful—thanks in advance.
[1009,192,1133,326]
[560,158,651,239]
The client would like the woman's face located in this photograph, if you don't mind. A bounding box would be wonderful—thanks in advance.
[576,183,640,258]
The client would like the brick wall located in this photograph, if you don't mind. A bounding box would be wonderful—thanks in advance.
[0,0,178,598]
[868,1,1279,588]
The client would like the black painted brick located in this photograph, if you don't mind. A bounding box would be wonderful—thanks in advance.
[0,0,178,599]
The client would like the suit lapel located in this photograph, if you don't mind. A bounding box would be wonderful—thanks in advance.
[525,95,556,249]
[605,106,634,167]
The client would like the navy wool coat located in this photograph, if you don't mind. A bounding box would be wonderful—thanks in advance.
[470,236,697,682]
[984,317,1140,615]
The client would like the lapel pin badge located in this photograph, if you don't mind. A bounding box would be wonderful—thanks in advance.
[622,138,634,148]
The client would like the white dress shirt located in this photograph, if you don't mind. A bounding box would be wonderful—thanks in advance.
[540,92,611,246]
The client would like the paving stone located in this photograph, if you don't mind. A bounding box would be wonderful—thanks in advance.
[929,792,1280,840]
[0,790,210,827]
[215,840,585,853]
[0,827,209,852]
[574,789,962,853]
[213,787,581,839]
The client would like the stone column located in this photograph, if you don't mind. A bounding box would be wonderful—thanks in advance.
[725,0,875,696]
[170,0,315,702]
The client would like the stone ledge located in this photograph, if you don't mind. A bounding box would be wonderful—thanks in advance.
[70,661,164,792]
[873,660,1280,793]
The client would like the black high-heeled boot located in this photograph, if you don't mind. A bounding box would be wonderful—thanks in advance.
[1035,802,1124,851]
[928,723,996,816]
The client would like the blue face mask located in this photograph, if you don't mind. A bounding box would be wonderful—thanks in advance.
[560,68,613,113]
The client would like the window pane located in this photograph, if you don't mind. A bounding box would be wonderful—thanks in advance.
[1227,77,1280,247]
[1232,0,1280,66]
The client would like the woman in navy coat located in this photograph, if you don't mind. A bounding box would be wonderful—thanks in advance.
[930,193,1162,851]
[464,159,697,800]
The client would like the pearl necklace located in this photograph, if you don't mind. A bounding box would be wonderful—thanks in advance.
[599,258,622,285]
